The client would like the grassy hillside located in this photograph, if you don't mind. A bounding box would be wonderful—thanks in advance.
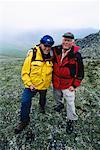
[0,56,100,150]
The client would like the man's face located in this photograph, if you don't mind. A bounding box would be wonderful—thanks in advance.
[62,37,74,50]
[40,44,51,54]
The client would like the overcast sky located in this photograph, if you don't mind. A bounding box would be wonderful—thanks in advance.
[0,0,99,32]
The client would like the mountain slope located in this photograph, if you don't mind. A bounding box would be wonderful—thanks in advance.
[0,55,100,149]
[76,31,100,58]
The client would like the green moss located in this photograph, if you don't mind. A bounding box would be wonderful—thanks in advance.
[0,57,100,149]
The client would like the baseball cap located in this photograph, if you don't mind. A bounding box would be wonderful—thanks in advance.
[62,32,74,39]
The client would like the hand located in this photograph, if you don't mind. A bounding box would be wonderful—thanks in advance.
[68,86,76,92]
[27,50,32,57]
[29,85,35,91]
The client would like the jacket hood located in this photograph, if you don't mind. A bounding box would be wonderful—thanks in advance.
[73,45,80,53]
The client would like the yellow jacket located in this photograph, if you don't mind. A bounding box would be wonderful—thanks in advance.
[21,46,53,90]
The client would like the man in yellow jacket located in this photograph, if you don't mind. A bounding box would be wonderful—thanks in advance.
[15,35,54,134]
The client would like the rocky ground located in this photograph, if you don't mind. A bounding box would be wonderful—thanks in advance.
[76,31,100,59]
[0,56,100,150]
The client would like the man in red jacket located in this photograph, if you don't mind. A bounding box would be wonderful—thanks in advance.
[52,32,84,134]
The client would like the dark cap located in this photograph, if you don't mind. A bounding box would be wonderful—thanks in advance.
[62,32,74,39]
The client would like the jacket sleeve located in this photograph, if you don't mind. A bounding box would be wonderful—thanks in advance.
[72,52,84,88]
[21,51,33,87]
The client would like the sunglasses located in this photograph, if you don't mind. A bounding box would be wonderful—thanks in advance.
[44,44,51,47]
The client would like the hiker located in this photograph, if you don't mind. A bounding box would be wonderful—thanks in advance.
[26,32,84,134]
[52,32,84,133]
[15,35,54,134]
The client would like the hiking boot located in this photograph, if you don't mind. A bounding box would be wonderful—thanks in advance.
[14,121,29,134]
[66,120,74,134]
[39,106,45,114]
[54,103,64,113]
[26,130,35,141]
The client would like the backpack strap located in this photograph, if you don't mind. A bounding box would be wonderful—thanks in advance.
[74,52,84,80]
[31,47,37,62]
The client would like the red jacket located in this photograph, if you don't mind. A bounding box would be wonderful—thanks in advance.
[52,45,84,89]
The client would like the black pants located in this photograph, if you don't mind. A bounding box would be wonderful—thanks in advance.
[20,88,47,122]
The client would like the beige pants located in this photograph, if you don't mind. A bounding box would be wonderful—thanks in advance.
[53,88,78,120]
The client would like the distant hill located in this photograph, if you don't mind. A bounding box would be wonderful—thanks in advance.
[0,28,99,57]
